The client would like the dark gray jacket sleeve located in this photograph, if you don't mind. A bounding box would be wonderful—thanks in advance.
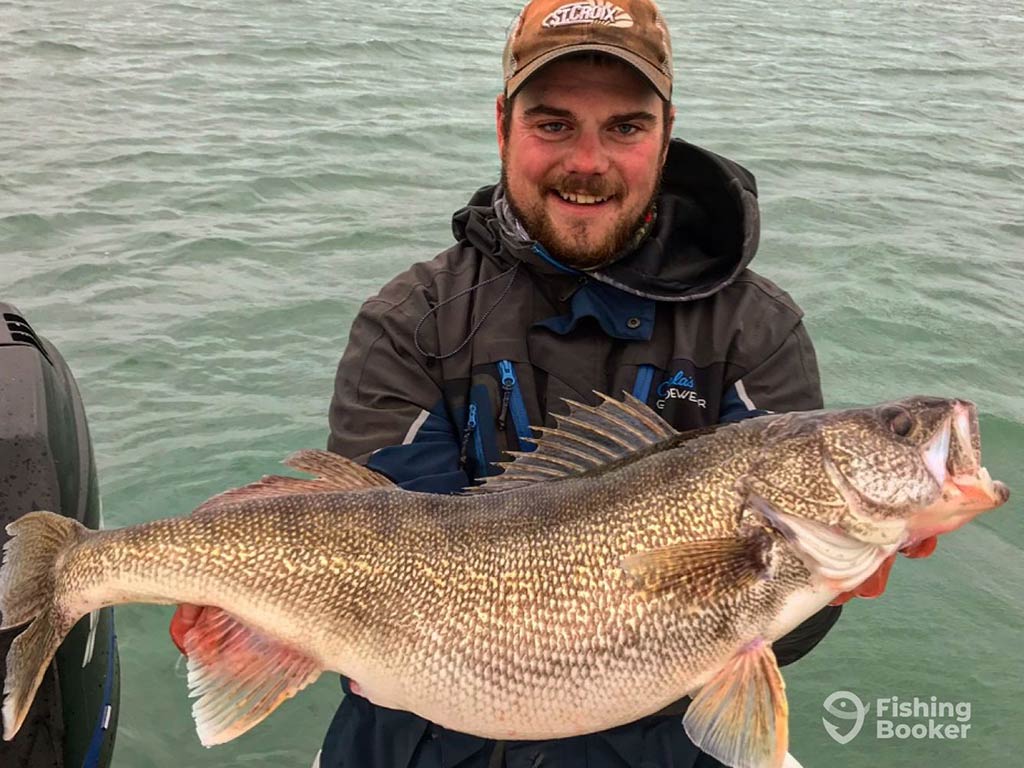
[720,321,824,422]
[740,320,823,412]
[328,287,469,493]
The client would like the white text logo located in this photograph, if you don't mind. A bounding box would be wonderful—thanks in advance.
[823,691,973,744]
[542,2,634,29]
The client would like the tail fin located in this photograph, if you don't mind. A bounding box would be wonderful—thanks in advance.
[0,511,87,740]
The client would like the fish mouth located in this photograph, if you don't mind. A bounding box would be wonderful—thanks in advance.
[909,400,1009,542]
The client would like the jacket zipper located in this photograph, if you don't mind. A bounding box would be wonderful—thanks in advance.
[497,361,534,451]
[459,403,479,470]
[497,362,514,431]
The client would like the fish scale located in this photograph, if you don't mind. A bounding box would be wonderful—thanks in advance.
[0,394,1009,768]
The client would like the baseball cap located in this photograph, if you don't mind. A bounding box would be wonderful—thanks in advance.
[502,0,673,101]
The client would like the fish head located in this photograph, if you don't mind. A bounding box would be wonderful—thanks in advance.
[821,396,1008,546]
[748,396,1009,549]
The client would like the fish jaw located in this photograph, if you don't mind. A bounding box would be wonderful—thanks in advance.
[905,467,1009,543]
[905,400,1010,545]
[920,414,952,488]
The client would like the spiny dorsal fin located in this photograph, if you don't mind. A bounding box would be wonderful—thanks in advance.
[470,392,677,494]
[193,449,393,515]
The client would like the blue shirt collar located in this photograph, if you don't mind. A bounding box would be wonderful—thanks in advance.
[536,278,655,341]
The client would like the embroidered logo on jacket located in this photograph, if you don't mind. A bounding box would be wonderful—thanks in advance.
[542,2,634,29]
[656,370,706,410]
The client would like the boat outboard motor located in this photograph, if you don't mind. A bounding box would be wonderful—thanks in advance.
[0,302,118,768]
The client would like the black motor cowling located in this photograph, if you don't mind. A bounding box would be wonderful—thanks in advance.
[0,303,118,768]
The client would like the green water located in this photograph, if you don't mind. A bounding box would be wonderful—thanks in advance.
[1,1,1021,765]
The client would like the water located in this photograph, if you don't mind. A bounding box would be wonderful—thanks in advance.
[1,1,1021,765]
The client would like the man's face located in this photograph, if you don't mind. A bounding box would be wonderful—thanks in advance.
[497,57,673,269]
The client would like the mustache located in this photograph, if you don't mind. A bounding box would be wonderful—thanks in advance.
[549,174,621,198]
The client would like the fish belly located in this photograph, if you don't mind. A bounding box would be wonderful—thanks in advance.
[329,585,785,740]
[765,583,835,641]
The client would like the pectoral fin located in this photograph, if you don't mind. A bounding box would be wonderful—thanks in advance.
[683,640,788,768]
[183,607,321,745]
[620,531,773,595]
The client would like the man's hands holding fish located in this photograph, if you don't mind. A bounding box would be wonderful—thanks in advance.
[169,603,202,655]
[828,535,938,606]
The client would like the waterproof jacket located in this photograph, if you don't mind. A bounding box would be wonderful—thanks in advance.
[322,139,841,768]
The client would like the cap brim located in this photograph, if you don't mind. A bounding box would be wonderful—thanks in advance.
[506,43,671,101]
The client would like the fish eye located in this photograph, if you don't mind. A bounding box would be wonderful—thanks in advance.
[883,407,914,437]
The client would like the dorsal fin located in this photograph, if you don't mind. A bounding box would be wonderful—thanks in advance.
[193,449,394,515]
[470,393,677,494]
[282,449,394,489]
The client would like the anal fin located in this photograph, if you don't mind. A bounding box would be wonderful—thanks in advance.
[183,607,321,746]
[683,640,788,768]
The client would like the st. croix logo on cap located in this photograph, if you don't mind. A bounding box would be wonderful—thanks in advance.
[542,1,634,29]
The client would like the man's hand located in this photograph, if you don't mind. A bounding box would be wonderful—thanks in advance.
[829,536,939,606]
[169,603,204,654]
[170,604,370,697]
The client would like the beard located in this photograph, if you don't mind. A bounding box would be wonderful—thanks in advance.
[500,161,659,270]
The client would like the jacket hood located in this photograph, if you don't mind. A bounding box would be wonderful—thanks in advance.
[452,139,761,302]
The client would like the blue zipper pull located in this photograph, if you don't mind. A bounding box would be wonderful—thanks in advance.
[496,360,535,453]
[497,361,515,431]
[460,403,478,469]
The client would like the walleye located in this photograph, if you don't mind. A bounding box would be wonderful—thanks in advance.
[0,395,1009,768]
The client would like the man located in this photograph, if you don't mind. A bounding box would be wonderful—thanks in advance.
[173,0,934,764]
[319,1,837,765]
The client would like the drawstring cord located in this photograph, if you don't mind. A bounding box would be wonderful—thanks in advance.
[413,261,520,361]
